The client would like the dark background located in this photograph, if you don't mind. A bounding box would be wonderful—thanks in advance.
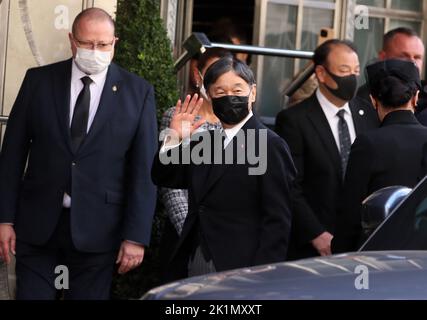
[192,0,255,44]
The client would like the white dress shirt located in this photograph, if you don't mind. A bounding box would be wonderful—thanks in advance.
[223,110,253,148]
[63,61,108,207]
[316,89,356,152]
[69,61,108,130]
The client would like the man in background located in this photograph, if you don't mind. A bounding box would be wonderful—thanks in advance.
[276,39,379,259]
[357,27,427,124]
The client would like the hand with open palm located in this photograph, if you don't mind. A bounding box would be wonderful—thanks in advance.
[169,94,205,141]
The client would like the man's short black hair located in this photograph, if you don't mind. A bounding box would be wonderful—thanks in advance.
[383,27,420,51]
[203,57,255,92]
[313,39,358,67]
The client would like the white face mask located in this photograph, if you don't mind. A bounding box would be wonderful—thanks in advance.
[75,47,111,75]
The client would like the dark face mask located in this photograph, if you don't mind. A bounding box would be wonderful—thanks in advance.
[211,95,250,125]
[324,67,358,101]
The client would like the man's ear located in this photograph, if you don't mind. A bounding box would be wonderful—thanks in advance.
[378,50,387,61]
[69,32,76,56]
[315,65,326,84]
[68,32,74,46]
[411,90,420,110]
[369,94,377,109]
[250,85,257,103]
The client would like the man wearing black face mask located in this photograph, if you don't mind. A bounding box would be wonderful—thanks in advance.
[153,57,296,281]
[275,39,379,260]
[211,94,252,125]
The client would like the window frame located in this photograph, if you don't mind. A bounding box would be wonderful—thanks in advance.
[253,0,341,116]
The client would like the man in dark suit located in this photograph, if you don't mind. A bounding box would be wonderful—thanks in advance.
[275,39,379,260]
[334,59,427,253]
[152,57,296,281]
[0,8,157,299]
[356,27,427,124]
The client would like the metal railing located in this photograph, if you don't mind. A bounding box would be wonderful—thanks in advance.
[174,33,314,71]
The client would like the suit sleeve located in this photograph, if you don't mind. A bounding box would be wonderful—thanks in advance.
[0,70,32,223]
[151,143,190,190]
[276,111,326,245]
[333,134,373,253]
[254,136,296,264]
[121,83,158,246]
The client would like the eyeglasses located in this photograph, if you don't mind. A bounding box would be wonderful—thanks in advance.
[73,36,117,51]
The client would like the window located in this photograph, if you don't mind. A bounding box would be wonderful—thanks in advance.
[261,3,298,117]
[391,0,422,11]
[255,0,338,118]
[252,0,427,120]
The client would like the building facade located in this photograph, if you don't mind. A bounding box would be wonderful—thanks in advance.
[1,0,426,123]
[163,0,427,118]
[0,0,116,136]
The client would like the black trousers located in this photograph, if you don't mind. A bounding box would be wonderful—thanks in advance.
[15,209,117,300]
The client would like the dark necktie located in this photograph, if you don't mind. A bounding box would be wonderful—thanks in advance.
[71,76,92,152]
[337,109,351,179]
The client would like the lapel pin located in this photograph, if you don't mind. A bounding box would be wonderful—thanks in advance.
[359,110,365,116]
[112,85,118,92]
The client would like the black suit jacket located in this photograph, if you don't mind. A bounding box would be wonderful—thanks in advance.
[152,116,296,280]
[333,110,427,252]
[0,59,158,252]
[275,93,379,259]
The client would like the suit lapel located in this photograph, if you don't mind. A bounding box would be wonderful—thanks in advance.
[194,117,257,203]
[52,59,73,153]
[77,63,122,155]
[191,163,214,205]
[197,145,232,202]
[306,95,342,174]
[192,130,229,204]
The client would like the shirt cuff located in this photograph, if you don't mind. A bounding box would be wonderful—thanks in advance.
[160,128,190,153]
[160,139,182,154]
[124,239,145,247]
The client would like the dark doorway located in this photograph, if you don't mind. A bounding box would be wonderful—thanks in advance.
[192,0,255,46]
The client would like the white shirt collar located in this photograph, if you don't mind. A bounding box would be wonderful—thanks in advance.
[316,88,351,117]
[71,59,109,86]
[316,88,357,150]
[223,110,254,147]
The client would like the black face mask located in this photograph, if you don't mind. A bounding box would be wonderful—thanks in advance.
[211,95,250,125]
[324,67,358,101]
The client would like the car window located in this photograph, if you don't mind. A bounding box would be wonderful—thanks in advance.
[360,175,427,251]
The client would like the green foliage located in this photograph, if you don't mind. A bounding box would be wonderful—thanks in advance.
[114,0,178,120]
[111,0,177,299]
